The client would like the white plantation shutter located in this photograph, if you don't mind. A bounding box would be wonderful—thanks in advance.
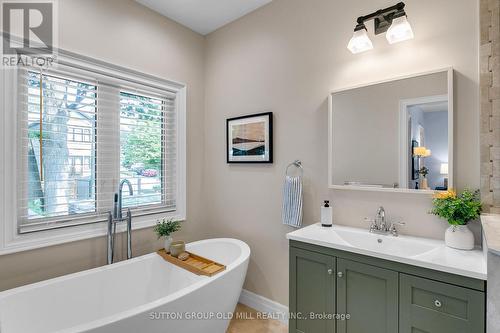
[119,91,176,211]
[95,83,121,216]
[17,63,179,233]
[18,69,100,231]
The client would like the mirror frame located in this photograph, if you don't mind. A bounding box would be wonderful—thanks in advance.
[328,67,454,194]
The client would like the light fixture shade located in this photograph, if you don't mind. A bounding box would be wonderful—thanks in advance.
[347,28,373,54]
[424,149,432,157]
[413,146,427,156]
[440,163,449,175]
[386,16,414,44]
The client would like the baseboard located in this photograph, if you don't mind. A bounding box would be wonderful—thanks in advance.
[238,289,289,325]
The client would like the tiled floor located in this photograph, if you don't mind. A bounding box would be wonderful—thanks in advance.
[227,303,288,333]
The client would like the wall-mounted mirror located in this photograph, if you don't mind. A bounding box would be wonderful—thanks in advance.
[328,69,453,193]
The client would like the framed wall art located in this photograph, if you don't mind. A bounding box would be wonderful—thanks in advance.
[226,112,273,163]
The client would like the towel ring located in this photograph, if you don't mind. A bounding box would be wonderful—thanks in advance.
[286,160,303,177]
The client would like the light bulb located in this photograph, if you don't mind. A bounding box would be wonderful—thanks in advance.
[386,16,414,44]
[347,28,373,54]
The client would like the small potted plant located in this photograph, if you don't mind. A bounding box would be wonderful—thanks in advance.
[430,189,482,250]
[154,218,181,251]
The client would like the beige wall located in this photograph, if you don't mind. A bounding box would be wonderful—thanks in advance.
[0,0,207,291]
[204,0,480,306]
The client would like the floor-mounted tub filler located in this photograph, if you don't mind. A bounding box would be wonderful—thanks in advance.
[0,238,250,333]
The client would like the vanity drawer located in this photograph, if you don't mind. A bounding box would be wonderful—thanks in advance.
[399,274,485,333]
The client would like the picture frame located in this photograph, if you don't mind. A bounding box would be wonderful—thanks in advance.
[226,112,273,163]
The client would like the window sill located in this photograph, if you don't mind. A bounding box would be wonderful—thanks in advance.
[0,209,185,256]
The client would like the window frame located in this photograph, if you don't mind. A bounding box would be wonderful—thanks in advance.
[0,50,186,255]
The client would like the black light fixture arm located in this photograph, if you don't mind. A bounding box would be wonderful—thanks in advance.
[354,2,406,34]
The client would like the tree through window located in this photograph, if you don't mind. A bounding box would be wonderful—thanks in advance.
[26,72,97,220]
[119,92,165,208]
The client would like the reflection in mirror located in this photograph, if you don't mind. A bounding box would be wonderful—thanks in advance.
[404,96,448,190]
[329,70,451,192]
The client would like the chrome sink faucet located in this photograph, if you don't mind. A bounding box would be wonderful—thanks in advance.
[107,179,134,265]
[376,206,386,231]
[365,206,405,236]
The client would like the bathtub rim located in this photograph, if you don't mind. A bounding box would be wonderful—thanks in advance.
[0,238,250,333]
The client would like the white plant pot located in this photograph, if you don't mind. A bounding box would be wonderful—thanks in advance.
[164,236,173,252]
[445,225,474,250]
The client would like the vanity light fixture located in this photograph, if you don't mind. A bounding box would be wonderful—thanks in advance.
[347,23,373,54]
[386,14,414,44]
[347,2,414,54]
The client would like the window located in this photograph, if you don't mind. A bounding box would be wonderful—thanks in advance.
[0,51,185,253]
[83,129,92,142]
[71,127,92,142]
[120,92,164,209]
[14,59,183,236]
[24,71,97,221]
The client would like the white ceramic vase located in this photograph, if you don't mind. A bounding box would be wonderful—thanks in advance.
[164,236,173,252]
[445,225,474,250]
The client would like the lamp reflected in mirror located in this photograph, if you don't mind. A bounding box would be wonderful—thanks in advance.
[440,163,449,189]
[413,146,431,190]
[413,146,427,157]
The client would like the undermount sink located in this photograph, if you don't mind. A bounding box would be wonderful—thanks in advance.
[286,223,487,280]
[333,227,437,258]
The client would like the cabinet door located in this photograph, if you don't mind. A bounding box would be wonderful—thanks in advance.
[289,247,336,333]
[336,258,398,333]
[399,274,485,333]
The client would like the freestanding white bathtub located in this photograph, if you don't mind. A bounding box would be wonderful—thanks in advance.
[0,238,250,333]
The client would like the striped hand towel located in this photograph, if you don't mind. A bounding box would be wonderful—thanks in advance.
[282,175,303,228]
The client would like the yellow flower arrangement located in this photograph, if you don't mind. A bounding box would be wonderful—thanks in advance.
[433,189,456,200]
[430,189,481,226]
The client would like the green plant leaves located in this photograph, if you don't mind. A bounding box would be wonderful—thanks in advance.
[154,218,181,238]
[430,189,482,225]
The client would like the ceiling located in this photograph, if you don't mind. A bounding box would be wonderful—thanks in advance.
[135,0,272,35]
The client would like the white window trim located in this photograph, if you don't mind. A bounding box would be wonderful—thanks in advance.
[0,49,186,255]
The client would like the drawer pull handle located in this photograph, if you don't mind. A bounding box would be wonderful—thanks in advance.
[327,269,333,275]
[434,300,442,308]
[337,272,344,278]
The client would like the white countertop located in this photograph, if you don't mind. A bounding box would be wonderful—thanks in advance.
[481,214,500,256]
[287,223,487,280]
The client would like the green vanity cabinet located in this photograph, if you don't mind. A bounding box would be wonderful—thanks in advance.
[289,247,336,333]
[399,274,485,333]
[336,258,398,333]
[289,240,486,333]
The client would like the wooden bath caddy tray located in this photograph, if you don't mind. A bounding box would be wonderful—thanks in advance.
[156,249,226,277]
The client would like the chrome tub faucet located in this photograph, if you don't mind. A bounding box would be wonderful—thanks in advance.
[107,179,134,265]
